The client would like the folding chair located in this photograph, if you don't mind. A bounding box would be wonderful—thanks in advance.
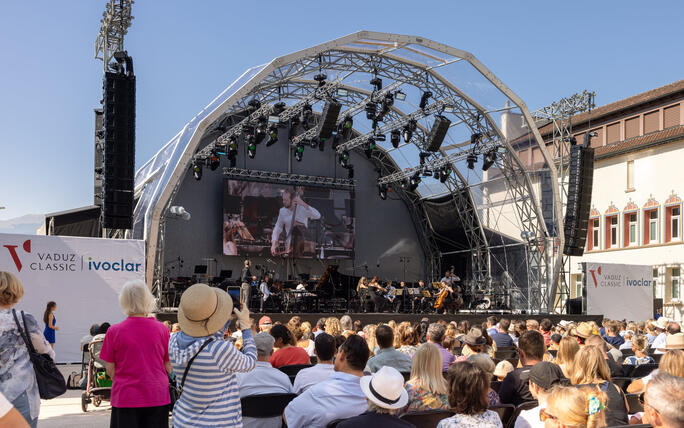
[506,401,538,428]
[278,364,313,384]
[489,404,516,427]
[399,410,455,428]
[241,393,297,418]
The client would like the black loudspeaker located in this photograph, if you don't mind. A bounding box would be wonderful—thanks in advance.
[102,70,136,230]
[563,145,594,256]
[426,115,451,152]
[317,100,341,141]
[566,297,583,314]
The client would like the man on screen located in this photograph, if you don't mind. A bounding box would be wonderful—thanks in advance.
[271,188,321,257]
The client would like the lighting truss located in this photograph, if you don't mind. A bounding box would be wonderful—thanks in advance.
[222,167,354,190]
[291,81,403,144]
[94,0,134,71]
[335,98,456,153]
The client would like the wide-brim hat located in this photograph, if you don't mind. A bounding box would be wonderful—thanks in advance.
[654,317,669,330]
[464,328,486,346]
[178,283,232,337]
[659,332,684,351]
[360,366,409,410]
[571,322,594,339]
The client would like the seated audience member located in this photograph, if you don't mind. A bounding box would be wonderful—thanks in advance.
[642,371,684,428]
[269,324,310,368]
[171,323,180,333]
[353,320,363,334]
[486,316,498,336]
[460,327,487,358]
[293,333,336,394]
[366,325,412,373]
[494,360,514,381]
[294,325,315,356]
[548,333,562,351]
[426,323,455,371]
[651,318,669,351]
[569,322,593,346]
[237,332,293,428]
[602,321,625,348]
[526,319,540,333]
[499,330,545,406]
[313,317,326,337]
[438,362,503,428]
[259,316,273,333]
[284,335,370,428]
[584,335,626,378]
[513,362,566,428]
[570,345,628,426]
[337,367,413,428]
[403,343,449,412]
[363,324,378,355]
[624,334,655,366]
[340,315,354,336]
[555,336,579,378]
[627,346,684,394]
[467,354,500,405]
[397,323,420,358]
[619,329,634,350]
[542,385,607,428]
[325,317,342,337]
[539,318,552,347]
[645,320,658,344]
[490,318,514,349]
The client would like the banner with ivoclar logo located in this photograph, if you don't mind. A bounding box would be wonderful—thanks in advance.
[0,233,145,362]
[585,262,653,321]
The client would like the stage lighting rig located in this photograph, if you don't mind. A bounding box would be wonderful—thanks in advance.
[390,129,401,148]
[378,183,388,200]
[466,152,477,169]
[419,91,433,110]
[339,151,350,168]
[339,116,353,140]
[308,138,319,149]
[266,125,279,147]
[419,152,430,165]
[482,149,497,171]
[365,102,378,121]
[314,72,327,87]
[272,101,286,115]
[247,133,257,159]
[370,76,382,91]
[364,137,376,158]
[402,119,417,143]
[439,166,451,183]
[295,143,304,161]
[208,151,220,171]
[470,132,483,145]
[301,103,313,129]
[192,160,202,180]
[248,98,262,111]
[375,93,394,122]
[394,90,406,101]
[409,172,421,191]
[255,118,268,143]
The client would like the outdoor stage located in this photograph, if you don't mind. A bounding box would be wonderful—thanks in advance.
[157,311,602,326]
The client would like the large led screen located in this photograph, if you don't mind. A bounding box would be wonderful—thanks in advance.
[223,180,354,259]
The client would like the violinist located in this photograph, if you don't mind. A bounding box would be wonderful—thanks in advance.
[367,276,386,312]
[357,277,369,312]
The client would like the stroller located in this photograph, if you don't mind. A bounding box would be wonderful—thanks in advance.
[81,334,112,412]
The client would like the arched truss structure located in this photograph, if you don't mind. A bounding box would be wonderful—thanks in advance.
[132,31,564,312]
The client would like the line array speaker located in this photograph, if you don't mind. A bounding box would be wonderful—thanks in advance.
[102,70,136,230]
[426,115,451,152]
[317,100,342,141]
[563,145,594,256]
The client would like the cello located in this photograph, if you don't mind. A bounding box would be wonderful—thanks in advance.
[434,282,453,310]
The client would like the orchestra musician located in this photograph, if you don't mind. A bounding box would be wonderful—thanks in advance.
[259,276,272,312]
[270,188,321,257]
[434,279,463,315]
[387,281,405,313]
[356,277,369,312]
[367,276,387,312]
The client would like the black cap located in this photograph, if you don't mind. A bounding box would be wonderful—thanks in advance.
[522,362,566,390]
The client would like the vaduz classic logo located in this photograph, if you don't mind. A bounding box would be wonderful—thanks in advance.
[589,266,602,287]
[2,239,31,272]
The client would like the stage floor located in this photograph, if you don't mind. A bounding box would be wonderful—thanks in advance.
[157,310,601,326]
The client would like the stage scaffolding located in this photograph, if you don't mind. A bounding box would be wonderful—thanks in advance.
[132,31,565,313]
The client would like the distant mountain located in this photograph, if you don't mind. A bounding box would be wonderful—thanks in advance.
[0,214,44,235]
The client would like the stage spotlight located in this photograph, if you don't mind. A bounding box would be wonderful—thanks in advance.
[295,143,304,162]
[376,93,394,121]
[339,151,350,168]
[378,183,388,200]
[340,116,353,140]
[314,73,327,87]
[301,104,313,129]
[248,98,261,111]
[347,166,354,179]
[247,134,257,159]
[466,152,477,169]
[470,132,483,145]
[422,169,433,177]
[409,172,421,191]
[394,90,406,101]
[390,129,401,148]
[365,103,377,120]
[336,88,348,97]
[364,137,376,158]
[309,138,318,149]
[419,152,430,165]
[439,166,451,183]
[266,125,279,147]
[482,150,497,171]
[208,152,220,171]
[192,160,202,180]
[255,118,268,143]
[289,116,300,140]
[402,119,417,143]
[370,77,382,91]
[419,91,433,110]
[273,102,286,115]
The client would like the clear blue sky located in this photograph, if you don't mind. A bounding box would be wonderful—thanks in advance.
[1,1,682,220]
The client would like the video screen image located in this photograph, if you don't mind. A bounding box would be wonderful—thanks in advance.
[223,179,355,259]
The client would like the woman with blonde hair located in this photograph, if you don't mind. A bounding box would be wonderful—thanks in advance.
[542,385,607,428]
[363,324,378,355]
[555,336,580,377]
[624,335,655,366]
[404,343,449,412]
[0,271,55,427]
[324,317,341,336]
[570,345,628,426]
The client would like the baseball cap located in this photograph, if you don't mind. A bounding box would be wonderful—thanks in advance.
[259,316,273,327]
[523,361,566,390]
[254,332,275,355]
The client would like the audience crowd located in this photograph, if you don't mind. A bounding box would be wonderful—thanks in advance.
[2,270,684,428]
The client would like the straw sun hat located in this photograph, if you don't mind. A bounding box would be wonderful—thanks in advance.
[178,283,233,337]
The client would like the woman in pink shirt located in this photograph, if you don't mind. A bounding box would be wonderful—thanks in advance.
[100,280,172,428]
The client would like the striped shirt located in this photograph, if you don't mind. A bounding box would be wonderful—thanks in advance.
[169,329,256,427]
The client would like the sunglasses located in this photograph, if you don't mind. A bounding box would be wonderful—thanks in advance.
[539,408,559,422]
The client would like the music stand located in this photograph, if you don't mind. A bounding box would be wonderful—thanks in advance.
[407,288,421,295]
[194,265,208,274]
[219,270,233,279]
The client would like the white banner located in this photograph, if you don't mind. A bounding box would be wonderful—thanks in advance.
[585,262,653,321]
[0,233,145,362]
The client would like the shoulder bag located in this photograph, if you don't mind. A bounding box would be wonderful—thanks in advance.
[12,309,67,399]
